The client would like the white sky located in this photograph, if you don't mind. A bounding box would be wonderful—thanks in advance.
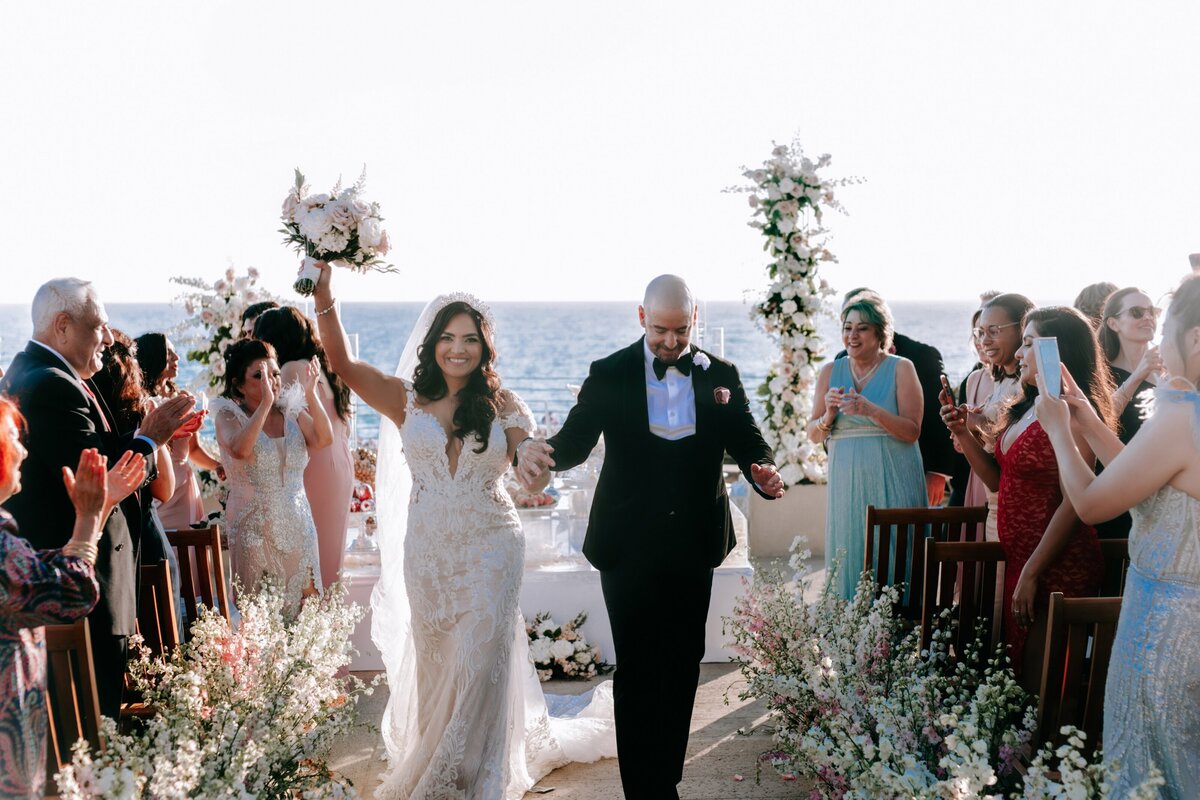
[3,2,1198,304]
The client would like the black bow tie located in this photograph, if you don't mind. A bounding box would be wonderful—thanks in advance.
[652,353,693,380]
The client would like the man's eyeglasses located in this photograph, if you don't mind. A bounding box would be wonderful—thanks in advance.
[1114,306,1161,321]
[973,321,1020,340]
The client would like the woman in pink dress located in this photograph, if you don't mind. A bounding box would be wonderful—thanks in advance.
[135,333,221,530]
[254,308,354,588]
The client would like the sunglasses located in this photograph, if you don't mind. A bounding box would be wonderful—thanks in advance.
[1115,306,1161,321]
[972,321,1020,340]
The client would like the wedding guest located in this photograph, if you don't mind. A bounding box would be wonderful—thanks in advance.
[943,306,1113,689]
[211,339,331,614]
[947,292,999,508]
[0,278,194,718]
[836,288,954,505]
[135,333,220,530]
[1,402,114,798]
[239,300,279,339]
[1073,281,1117,329]
[92,330,193,635]
[943,293,1034,540]
[810,291,926,600]
[1035,273,1200,797]
[1094,288,1164,539]
[254,307,354,588]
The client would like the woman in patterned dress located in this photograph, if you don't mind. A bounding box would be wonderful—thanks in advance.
[0,396,144,798]
[944,306,1115,689]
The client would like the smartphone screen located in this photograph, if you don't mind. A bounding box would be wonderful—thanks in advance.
[1034,337,1061,399]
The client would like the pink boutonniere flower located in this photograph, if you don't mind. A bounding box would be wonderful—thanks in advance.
[714,387,731,405]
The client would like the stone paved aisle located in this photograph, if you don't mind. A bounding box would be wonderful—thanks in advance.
[330,662,810,799]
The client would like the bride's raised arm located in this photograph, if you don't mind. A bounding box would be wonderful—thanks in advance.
[311,261,408,425]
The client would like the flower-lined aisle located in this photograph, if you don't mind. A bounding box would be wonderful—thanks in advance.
[57,582,378,799]
[729,549,1165,799]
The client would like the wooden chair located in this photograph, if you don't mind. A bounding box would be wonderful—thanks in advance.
[1035,592,1122,754]
[1098,538,1130,598]
[920,539,1007,666]
[121,560,181,720]
[44,618,102,793]
[864,505,988,620]
[166,526,231,637]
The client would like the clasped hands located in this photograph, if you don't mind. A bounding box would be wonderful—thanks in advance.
[513,438,785,499]
[824,386,877,419]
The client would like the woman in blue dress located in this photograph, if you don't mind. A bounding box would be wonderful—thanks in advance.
[809,291,928,600]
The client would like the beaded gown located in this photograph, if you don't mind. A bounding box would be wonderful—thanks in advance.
[994,420,1102,668]
[1104,389,1200,798]
[375,385,614,800]
[212,398,321,614]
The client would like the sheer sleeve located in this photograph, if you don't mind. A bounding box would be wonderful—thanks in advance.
[499,390,537,435]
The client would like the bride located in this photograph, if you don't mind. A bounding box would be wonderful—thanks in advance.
[310,264,614,799]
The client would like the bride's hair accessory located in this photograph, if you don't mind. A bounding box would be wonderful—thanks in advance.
[430,291,497,332]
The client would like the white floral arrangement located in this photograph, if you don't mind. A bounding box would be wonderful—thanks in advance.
[1021,727,1165,800]
[727,140,859,486]
[55,580,378,799]
[729,546,1036,798]
[281,168,396,296]
[171,266,282,394]
[525,611,609,682]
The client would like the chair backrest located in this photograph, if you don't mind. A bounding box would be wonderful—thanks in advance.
[44,618,101,790]
[137,559,181,658]
[1097,538,1130,597]
[865,505,988,619]
[165,526,230,637]
[921,539,1007,664]
[1036,592,1122,753]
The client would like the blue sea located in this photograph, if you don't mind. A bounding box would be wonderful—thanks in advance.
[0,300,980,442]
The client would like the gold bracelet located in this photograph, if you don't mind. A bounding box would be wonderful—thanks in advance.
[315,300,337,317]
[817,418,834,434]
[62,541,99,566]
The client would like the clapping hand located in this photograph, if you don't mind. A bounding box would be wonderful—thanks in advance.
[141,393,199,446]
[839,389,877,418]
[104,452,148,515]
[302,357,322,393]
[750,463,785,498]
[824,386,846,414]
[515,438,555,489]
[62,448,108,520]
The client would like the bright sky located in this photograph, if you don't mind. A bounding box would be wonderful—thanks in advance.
[3,2,1198,305]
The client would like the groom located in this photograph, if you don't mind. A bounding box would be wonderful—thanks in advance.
[518,275,783,800]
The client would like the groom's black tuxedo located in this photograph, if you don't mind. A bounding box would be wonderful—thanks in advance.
[547,338,775,799]
[0,341,158,718]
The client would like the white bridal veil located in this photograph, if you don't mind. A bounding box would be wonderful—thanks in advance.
[371,293,615,798]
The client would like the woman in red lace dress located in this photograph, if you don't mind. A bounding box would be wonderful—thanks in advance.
[944,306,1115,688]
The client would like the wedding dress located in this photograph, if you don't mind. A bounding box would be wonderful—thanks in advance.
[210,397,322,615]
[1103,388,1200,798]
[373,294,615,800]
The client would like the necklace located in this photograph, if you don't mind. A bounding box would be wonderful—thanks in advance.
[850,354,885,390]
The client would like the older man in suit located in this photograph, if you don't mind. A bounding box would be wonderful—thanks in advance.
[0,278,195,717]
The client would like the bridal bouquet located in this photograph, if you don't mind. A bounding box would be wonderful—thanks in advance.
[526,611,609,682]
[55,580,377,799]
[281,168,396,296]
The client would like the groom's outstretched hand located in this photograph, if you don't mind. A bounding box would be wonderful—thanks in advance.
[515,438,555,489]
[750,463,785,498]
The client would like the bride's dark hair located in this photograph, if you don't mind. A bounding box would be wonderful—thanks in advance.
[412,301,502,453]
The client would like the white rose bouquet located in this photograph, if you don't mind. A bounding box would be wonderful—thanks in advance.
[525,611,609,682]
[281,167,397,296]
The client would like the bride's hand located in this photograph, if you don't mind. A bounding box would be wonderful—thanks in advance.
[312,260,333,304]
[515,438,555,489]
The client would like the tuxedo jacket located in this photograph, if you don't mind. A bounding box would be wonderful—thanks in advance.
[547,339,775,571]
[836,331,955,476]
[0,342,157,635]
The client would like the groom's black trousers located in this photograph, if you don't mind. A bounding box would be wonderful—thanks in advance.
[600,559,714,800]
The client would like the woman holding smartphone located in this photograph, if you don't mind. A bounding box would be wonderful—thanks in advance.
[942,306,1113,689]
[1035,275,1200,798]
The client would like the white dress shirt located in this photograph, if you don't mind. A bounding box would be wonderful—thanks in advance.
[644,340,697,441]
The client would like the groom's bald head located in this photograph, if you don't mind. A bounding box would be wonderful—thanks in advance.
[639,274,698,364]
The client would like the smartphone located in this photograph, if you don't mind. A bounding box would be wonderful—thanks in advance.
[1034,337,1061,399]
[938,373,954,406]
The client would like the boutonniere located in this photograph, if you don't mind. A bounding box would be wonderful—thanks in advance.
[713,386,731,405]
[692,352,711,371]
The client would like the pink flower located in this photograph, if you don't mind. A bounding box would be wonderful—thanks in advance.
[376,229,391,256]
[714,387,731,405]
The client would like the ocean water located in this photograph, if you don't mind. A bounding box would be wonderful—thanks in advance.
[0,300,980,441]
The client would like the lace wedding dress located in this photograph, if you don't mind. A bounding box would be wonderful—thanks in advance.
[211,398,321,615]
[373,381,615,800]
[1103,388,1200,797]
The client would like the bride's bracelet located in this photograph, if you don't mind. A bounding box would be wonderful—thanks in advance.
[315,300,337,317]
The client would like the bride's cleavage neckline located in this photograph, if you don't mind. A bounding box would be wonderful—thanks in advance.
[408,402,466,479]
